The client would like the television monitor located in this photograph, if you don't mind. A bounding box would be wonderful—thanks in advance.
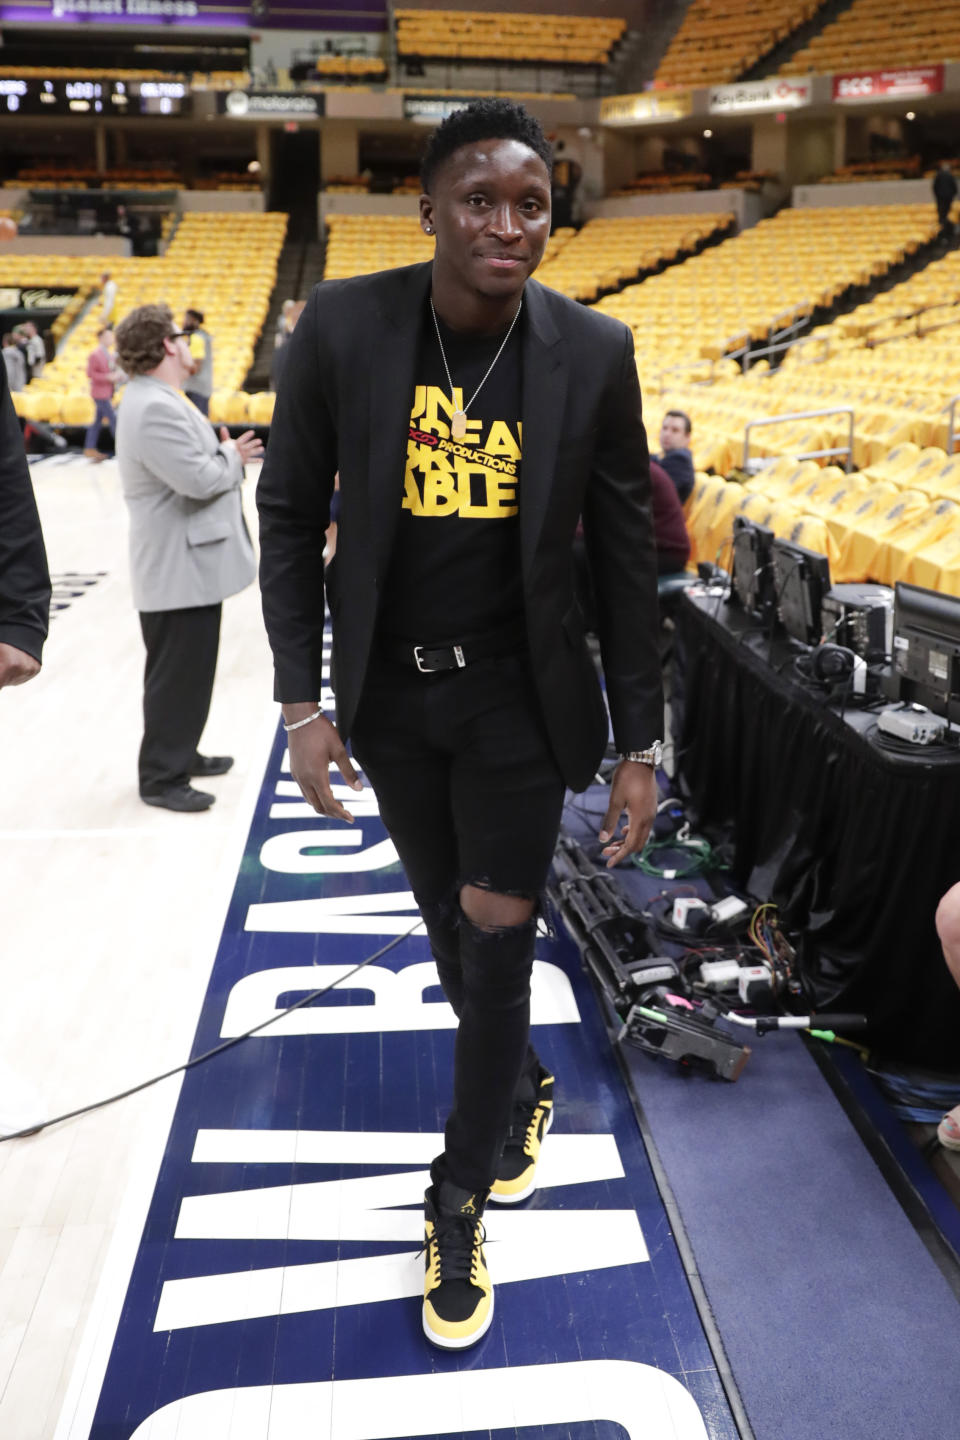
[892,581,960,722]
[771,538,832,646]
[731,516,777,623]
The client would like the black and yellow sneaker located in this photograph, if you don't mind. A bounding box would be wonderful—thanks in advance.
[490,1066,554,1205]
[422,1180,493,1350]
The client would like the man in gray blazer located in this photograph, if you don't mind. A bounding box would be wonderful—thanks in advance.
[115,304,263,812]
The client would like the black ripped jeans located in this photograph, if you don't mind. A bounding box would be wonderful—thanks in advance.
[350,650,566,1195]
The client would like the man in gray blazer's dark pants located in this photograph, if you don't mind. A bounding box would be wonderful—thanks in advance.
[257,100,663,1350]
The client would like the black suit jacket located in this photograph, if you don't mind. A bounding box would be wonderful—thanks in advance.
[0,361,50,661]
[257,262,662,793]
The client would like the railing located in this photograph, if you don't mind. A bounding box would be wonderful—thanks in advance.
[652,309,812,392]
[652,358,719,394]
[742,406,855,473]
[944,394,960,455]
[741,329,827,372]
[742,303,812,371]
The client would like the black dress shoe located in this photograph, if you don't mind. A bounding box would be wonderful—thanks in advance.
[190,754,234,777]
[141,784,216,812]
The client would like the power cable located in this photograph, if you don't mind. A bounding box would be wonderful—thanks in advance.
[0,919,424,1144]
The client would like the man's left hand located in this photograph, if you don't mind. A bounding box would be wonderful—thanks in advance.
[598,760,658,868]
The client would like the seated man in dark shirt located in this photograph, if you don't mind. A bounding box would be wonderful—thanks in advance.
[657,408,695,504]
[650,459,691,574]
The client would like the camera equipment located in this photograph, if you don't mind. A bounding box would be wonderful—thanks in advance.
[549,836,753,1079]
[772,538,832,646]
[622,1003,752,1081]
[550,834,868,1080]
[889,581,960,724]
[730,516,777,624]
[821,582,894,662]
[876,703,949,746]
[808,642,869,696]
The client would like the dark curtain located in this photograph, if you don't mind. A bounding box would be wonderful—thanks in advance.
[673,593,960,1068]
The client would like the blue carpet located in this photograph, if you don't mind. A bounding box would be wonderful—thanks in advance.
[562,786,960,1440]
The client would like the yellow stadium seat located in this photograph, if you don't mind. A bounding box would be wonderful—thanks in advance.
[781,516,840,570]
[824,482,903,546]
[833,489,932,583]
[61,393,96,426]
[902,530,960,597]
[896,448,952,496]
[872,499,960,588]
[865,442,921,482]
[246,391,276,425]
[696,480,748,571]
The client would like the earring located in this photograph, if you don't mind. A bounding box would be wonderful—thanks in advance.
[425,226,433,234]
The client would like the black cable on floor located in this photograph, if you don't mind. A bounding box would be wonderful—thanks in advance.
[0,920,424,1144]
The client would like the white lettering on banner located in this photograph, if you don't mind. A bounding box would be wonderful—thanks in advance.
[259,831,398,873]
[270,780,382,822]
[245,888,424,936]
[188,1127,619,1169]
[219,959,579,1035]
[129,1360,710,1439]
[280,749,344,774]
[156,1139,636,1329]
[157,1209,646,1329]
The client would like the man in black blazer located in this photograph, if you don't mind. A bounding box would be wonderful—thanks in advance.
[257,99,663,1351]
[0,358,50,691]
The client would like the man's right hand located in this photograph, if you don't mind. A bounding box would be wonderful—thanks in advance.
[220,427,265,466]
[284,709,364,822]
[0,642,41,690]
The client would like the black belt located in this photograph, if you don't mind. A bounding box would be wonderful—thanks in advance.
[379,621,526,673]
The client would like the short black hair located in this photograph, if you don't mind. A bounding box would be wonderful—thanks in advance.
[185,307,204,325]
[664,409,692,436]
[420,98,552,192]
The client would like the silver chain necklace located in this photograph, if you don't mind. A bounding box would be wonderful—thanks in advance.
[429,296,522,441]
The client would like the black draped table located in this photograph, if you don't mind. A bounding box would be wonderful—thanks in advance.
[672,589,960,1067]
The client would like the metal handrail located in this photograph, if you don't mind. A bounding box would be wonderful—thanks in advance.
[780,333,832,366]
[943,394,960,455]
[768,302,813,339]
[652,358,718,394]
[742,406,855,473]
[916,308,960,340]
[743,306,812,371]
[853,293,960,335]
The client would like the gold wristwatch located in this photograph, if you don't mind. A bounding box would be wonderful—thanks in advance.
[619,742,663,768]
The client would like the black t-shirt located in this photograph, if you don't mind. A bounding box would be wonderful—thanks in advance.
[378,303,524,643]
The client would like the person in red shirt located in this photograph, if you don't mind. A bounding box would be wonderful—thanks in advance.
[85,327,121,462]
[649,458,691,574]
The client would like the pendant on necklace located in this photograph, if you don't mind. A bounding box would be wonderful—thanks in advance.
[451,409,467,440]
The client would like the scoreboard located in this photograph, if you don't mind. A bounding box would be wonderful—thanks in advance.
[0,77,191,115]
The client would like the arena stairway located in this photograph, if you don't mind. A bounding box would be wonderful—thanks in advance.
[243,235,310,392]
[738,0,859,82]
[763,220,960,368]
[612,0,697,95]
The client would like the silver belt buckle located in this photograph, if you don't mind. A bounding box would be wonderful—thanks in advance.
[414,645,435,674]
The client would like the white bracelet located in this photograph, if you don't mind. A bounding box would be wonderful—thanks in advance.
[282,707,324,733]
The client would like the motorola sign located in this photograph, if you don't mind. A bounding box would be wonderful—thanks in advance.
[220,89,323,118]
